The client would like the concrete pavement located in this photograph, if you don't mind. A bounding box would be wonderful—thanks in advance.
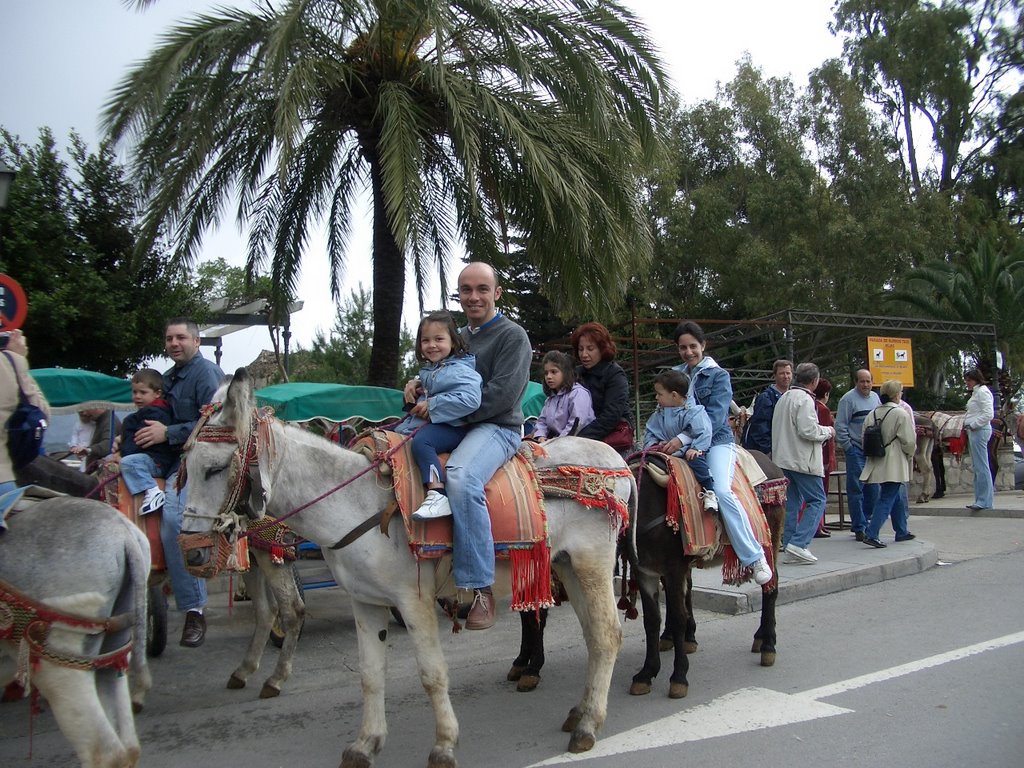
[690,489,1024,614]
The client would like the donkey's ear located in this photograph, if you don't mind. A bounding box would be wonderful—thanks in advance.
[221,369,254,428]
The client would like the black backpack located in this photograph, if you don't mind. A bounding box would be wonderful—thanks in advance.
[861,407,894,458]
[3,351,48,469]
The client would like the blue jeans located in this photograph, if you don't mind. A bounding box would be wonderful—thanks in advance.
[968,425,994,508]
[445,423,522,588]
[162,470,207,612]
[866,482,906,539]
[120,452,159,495]
[845,444,879,533]
[783,470,827,549]
[708,442,764,566]
[410,423,468,487]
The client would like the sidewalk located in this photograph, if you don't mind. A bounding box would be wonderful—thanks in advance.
[690,490,1024,614]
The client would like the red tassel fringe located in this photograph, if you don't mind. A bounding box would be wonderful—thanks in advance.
[508,542,554,611]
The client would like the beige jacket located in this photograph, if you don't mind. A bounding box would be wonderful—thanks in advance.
[771,386,834,477]
[1,351,50,483]
[859,402,916,484]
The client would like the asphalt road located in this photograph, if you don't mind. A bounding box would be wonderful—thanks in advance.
[3,518,1023,768]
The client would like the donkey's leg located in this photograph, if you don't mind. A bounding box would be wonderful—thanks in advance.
[917,440,934,502]
[95,665,141,767]
[558,557,622,753]
[227,567,271,690]
[508,608,548,692]
[342,600,391,768]
[629,570,663,696]
[753,504,783,665]
[662,565,691,699]
[508,610,536,681]
[683,568,698,654]
[34,664,131,768]
[259,559,306,698]
[755,585,779,667]
[396,594,459,768]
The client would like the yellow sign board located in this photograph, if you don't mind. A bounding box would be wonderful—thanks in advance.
[867,336,914,387]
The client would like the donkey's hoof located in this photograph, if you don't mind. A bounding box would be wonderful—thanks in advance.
[684,641,699,654]
[668,682,689,699]
[427,746,457,768]
[132,701,144,715]
[340,747,373,768]
[516,674,540,692]
[658,638,673,652]
[760,651,777,667]
[561,706,583,733]
[568,729,596,754]
[259,682,281,698]
[226,674,246,690]
[751,639,763,653]
[506,665,525,682]
[628,680,652,696]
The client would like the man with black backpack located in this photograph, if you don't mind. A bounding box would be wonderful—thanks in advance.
[858,380,918,548]
[835,369,881,542]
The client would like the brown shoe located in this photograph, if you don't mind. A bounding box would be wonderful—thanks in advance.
[465,588,495,630]
[180,610,206,647]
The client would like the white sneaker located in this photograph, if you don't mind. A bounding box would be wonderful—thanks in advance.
[411,490,452,521]
[750,558,773,585]
[140,488,165,515]
[784,543,818,564]
[701,488,719,512]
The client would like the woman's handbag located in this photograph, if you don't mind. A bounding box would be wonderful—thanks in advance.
[602,419,635,451]
[3,351,48,469]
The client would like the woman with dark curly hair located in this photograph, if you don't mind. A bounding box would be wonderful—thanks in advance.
[570,322,634,450]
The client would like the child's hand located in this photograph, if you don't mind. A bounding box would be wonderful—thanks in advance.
[661,437,682,454]
[402,378,422,404]
[409,400,430,420]
[684,448,701,461]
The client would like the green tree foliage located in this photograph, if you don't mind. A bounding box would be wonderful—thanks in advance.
[643,59,920,324]
[832,0,1023,195]
[292,285,416,385]
[104,0,667,388]
[0,128,202,375]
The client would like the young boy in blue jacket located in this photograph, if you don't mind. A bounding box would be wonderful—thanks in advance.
[643,369,719,511]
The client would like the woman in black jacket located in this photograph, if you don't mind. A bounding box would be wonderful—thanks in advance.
[571,322,633,449]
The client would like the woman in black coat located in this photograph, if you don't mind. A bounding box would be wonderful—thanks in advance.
[571,322,633,449]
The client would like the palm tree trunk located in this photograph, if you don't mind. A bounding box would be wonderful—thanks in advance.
[366,156,405,389]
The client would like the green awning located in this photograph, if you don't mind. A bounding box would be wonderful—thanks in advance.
[255,382,405,423]
[31,368,134,414]
[521,380,545,418]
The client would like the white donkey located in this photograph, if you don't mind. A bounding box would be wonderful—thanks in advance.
[181,370,635,768]
[0,497,152,768]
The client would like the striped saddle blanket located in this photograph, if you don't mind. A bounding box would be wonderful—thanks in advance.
[639,452,775,586]
[353,431,552,610]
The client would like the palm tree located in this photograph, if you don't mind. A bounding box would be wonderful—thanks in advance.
[105,0,665,387]
[885,236,1024,401]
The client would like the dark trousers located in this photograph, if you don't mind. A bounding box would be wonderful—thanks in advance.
[411,423,469,487]
[683,453,714,491]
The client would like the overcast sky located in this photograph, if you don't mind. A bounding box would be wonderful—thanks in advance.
[2,1,843,374]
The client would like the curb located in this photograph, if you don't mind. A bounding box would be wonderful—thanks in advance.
[690,540,939,615]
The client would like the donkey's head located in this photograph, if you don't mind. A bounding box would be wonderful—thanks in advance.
[181,368,266,535]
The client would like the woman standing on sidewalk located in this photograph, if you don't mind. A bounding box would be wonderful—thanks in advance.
[964,368,995,511]
[860,380,917,548]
